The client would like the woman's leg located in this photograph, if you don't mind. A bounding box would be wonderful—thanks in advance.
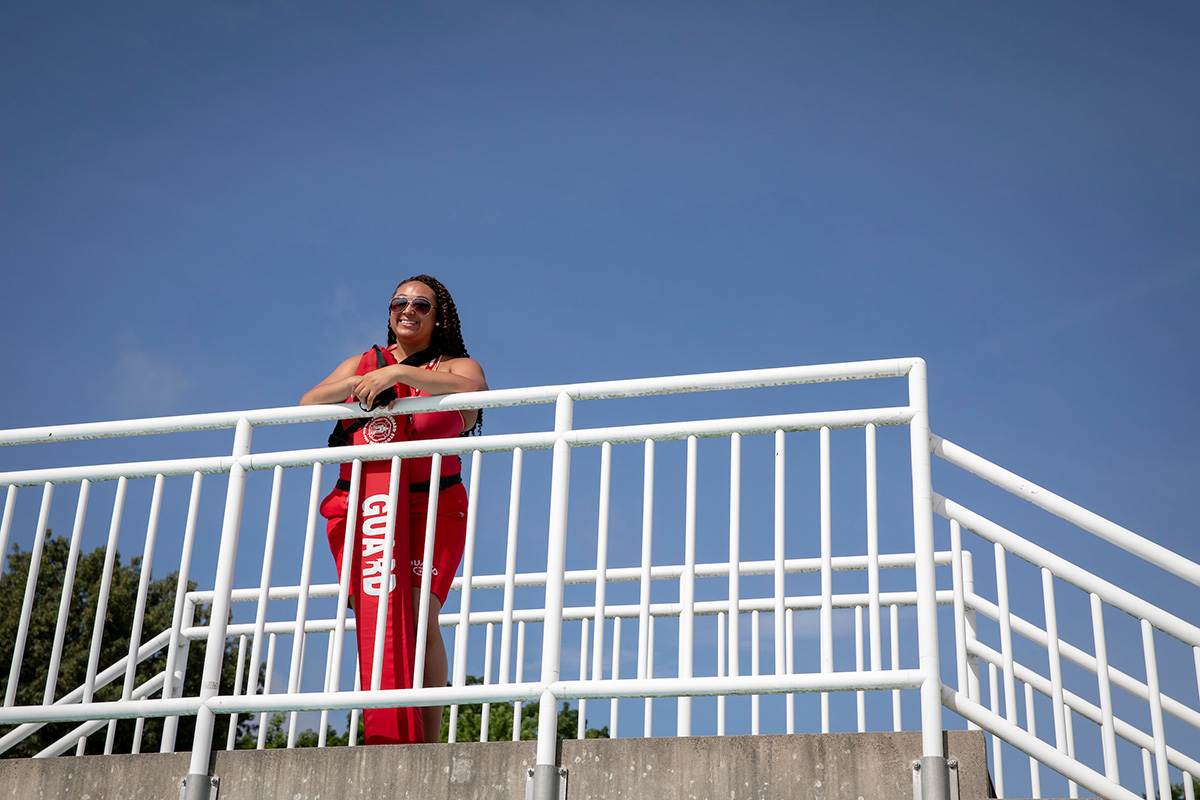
[415,589,447,742]
[409,483,467,743]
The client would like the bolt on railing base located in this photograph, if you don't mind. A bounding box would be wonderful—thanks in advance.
[180,773,219,800]
[526,765,567,800]
[911,756,956,800]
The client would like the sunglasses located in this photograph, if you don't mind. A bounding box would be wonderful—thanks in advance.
[389,296,435,316]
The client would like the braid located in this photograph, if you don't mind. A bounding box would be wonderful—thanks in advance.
[386,274,483,436]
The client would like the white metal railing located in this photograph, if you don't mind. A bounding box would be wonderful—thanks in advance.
[0,358,1195,800]
[933,436,1200,800]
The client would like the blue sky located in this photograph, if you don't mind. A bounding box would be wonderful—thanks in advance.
[2,1,1198,787]
[4,1,1197,551]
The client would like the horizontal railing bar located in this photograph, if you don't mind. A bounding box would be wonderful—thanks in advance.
[0,696,202,725]
[935,494,1200,647]
[557,551,944,584]
[197,551,949,607]
[0,406,362,447]
[554,670,926,700]
[0,457,231,487]
[241,407,913,471]
[932,434,1200,588]
[0,359,919,447]
[457,589,949,622]
[0,407,913,486]
[563,407,914,446]
[474,358,919,404]
[187,669,927,717]
[207,681,547,715]
[182,590,952,641]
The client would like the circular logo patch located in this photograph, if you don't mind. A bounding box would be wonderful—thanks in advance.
[364,415,398,444]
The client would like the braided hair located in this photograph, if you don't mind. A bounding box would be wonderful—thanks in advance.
[386,274,483,436]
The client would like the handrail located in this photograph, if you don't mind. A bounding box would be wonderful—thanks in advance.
[0,358,919,447]
[0,407,914,487]
[932,434,1200,587]
[937,494,1200,648]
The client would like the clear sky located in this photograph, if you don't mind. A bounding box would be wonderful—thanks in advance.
[2,1,1198,788]
[4,1,1197,550]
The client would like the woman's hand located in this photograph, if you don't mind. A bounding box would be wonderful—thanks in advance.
[350,366,403,410]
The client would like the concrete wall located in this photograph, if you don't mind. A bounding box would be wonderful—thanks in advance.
[0,731,994,800]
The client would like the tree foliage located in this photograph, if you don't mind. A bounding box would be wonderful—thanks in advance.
[1158,777,1200,800]
[439,675,608,743]
[0,537,244,757]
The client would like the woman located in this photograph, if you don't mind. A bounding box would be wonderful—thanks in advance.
[300,275,487,743]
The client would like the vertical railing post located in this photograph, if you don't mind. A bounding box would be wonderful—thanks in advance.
[182,417,252,800]
[866,424,883,703]
[677,435,698,735]
[908,359,949,800]
[161,473,203,752]
[1091,593,1119,783]
[961,549,981,730]
[286,462,323,748]
[449,450,483,743]
[6,482,53,708]
[531,392,573,800]
[585,442,612,740]
[0,485,17,579]
[819,426,832,733]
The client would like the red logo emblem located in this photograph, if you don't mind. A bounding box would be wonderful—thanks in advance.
[364,415,397,444]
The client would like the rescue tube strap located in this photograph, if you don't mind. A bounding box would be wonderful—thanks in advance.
[328,345,441,447]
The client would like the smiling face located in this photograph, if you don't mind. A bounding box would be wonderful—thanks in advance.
[389,280,438,351]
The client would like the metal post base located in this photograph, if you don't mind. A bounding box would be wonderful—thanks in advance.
[526,764,567,800]
[180,773,219,800]
[911,756,957,800]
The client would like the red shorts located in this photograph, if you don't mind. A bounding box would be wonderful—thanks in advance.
[321,480,468,605]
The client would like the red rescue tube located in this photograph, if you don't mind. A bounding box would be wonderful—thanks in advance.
[321,347,424,745]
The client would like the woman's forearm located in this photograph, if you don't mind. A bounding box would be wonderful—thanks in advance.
[386,362,488,397]
[299,377,356,405]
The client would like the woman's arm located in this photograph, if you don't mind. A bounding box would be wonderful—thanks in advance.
[299,354,362,406]
[351,358,488,410]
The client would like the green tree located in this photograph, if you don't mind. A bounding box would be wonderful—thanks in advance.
[239,709,358,749]
[0,537,245,757]
[438,676,609,743]
[1151,776,1200,800]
